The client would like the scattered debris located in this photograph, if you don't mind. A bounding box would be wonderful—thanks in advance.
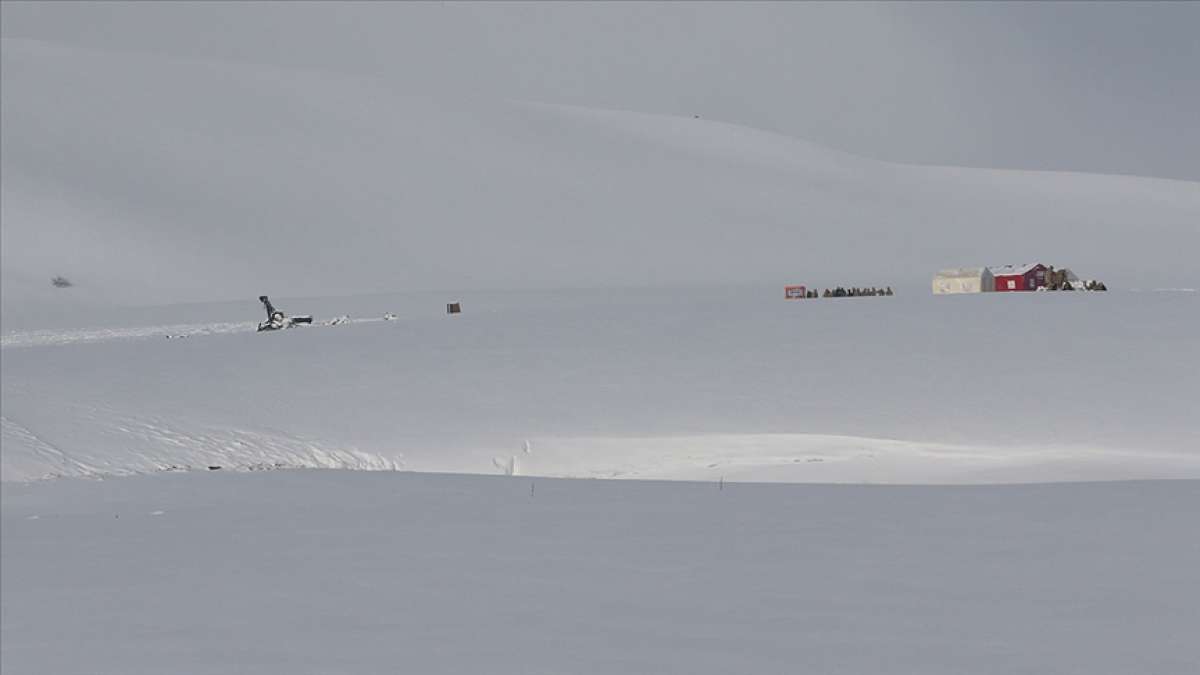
[326,315,350,326]
[256,296,313,332]
[51,276,73,288]
[383,313,399,321]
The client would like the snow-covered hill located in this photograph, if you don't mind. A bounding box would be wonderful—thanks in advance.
[3,37,1198,322]
[4,29,1200,675]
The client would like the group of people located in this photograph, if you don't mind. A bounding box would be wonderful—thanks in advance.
[823,286,894,298]
[789,286,895,299]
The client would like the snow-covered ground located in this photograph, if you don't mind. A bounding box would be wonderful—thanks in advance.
[4,29,1200,675]
[4,37,1200,318]
[4,288,1198,484]
[4,470,1199,674]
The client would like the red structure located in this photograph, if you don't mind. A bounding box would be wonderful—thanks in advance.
[784,285,807,299]
[990,263,1047,292]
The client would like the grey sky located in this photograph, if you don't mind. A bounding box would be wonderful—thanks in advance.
[3,1,1198,180]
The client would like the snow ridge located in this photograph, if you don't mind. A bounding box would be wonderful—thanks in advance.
[1,413,403,482]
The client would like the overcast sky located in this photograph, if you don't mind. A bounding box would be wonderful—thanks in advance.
[3,1,1198,180]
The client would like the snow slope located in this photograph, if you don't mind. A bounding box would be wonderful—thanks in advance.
[3,37,1199,322]
[4,470,1199,674]
[4,288,1197,483]
[4,34,1200,675]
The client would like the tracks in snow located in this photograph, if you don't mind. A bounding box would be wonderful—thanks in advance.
[0,415,102,479]
[1,411,404,482]
[1,316,396,349]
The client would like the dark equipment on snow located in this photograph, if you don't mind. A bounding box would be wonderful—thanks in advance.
[447,302,462,315]
[257,295,313,332]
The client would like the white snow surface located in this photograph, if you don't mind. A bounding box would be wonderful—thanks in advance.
[3,37,1200,319]
[3,289,1198,484]
[3,471,1199,674]
[4,34,1200,675]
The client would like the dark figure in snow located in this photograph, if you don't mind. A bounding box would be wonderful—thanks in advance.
[256,296,313,332]
[886,287,894,296]
[259,296,284,325]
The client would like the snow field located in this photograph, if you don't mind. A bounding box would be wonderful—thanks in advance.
[3,289,1197,484]
[4,470,1198,674]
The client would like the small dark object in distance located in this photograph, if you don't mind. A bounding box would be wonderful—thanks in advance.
[447,302,462,314]
[51,276,73,288]
[207,466,222,471]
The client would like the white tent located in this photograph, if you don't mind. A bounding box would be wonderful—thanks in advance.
[932,267,994,294]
